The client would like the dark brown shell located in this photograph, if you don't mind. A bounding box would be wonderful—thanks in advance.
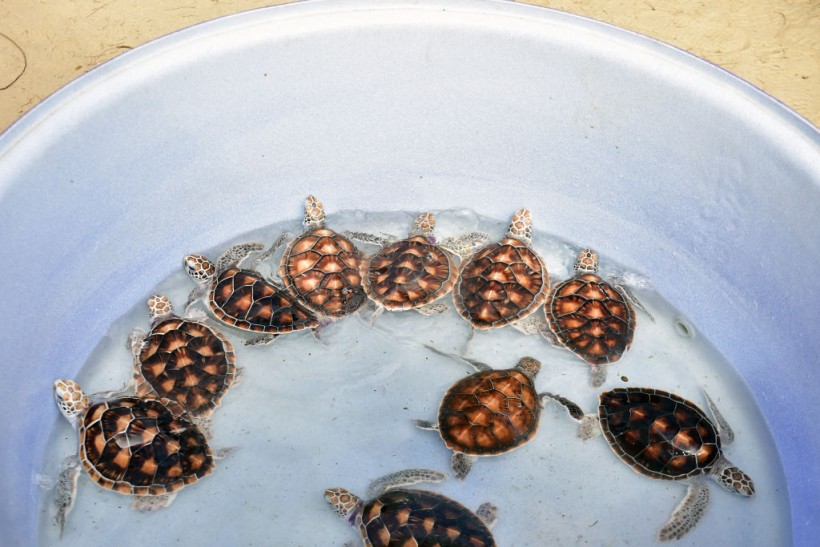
[78,397,214,495]
[358,489,496,547]
[282,228,365,317]
[438,368,541,455]
[209,267,318,333]
[362,235,457,310]
[454,238,548,329]
[546,273,635,365]
[135,318,237,418]
[598,388,722,480]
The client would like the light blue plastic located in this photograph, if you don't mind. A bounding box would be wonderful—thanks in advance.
[0,1,817,545]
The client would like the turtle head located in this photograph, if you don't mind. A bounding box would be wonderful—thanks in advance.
[575,249,599,274]
[506,208,533,244]
[183,254,216,284]
[147,294,174,323]
[53,379,89,423]
[410,212,436,241]
[324,487,363,524]
[516,356,541,378]
[304,195,326,228]
[713,459,755,497]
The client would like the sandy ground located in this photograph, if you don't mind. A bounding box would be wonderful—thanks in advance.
[0,0,817,132]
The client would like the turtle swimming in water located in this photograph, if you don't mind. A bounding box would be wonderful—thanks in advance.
[52,379,218,536]
[578,387,755,542]
[415,350,583,479]
[129,294,240,419]
[545,248,646,386]
[453,208,549,335]
[184,241,318,345]
[325,469,497,546]
[351,211,489,322]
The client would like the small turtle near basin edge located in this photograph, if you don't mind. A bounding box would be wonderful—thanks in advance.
[129,294,241,420]
[545,248,649,387]
[350,211,489,323]
[184,242,318,345]
[325,468,497,546]
[415,348,584,479]
[52,379,223,537]
[578,387,755,542]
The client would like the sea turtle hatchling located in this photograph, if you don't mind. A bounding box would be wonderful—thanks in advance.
[325,469,498,546]
[129,294,240,419]
[350,212,489,321]
[52,379,218,536]
[184,242,319,345]
[261,195,366,319]
[578,387,755,542]
[414,350,584,479]
[453,208,549,334]
[545,249,644,387]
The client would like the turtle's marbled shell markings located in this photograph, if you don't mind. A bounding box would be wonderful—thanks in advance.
[283,228,365,317]
[599,388,722,481]
[209,267,318,333]
[363,235,457,310]
[79,397,214,496]
[137,318,236,417]
[359,489,496,547]
[455,238,548,329]
[547,273,635,364]
[438,369,541,456]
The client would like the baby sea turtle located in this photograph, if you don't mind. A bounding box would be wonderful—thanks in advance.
[264,195,366,318]
[129,294,240,419]
[545,249,641,386]
[325,469,497,546]
[53,379,217,536]
[184,242,318,345]
[578,387,755,542]
[352,212,488,321]
[453,208,549,333]
[415,350,583,479]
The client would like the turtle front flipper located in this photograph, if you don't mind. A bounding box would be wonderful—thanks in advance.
[657,481,711,542]
[54,455,82,538]
[215,242,264,272]
[366,468,447,498]
[702,390,735,444]
[439,231,491,260]
[539,392,585,421]
[256,231,295,264]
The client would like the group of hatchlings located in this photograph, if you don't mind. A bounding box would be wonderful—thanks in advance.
[52,196,755,545]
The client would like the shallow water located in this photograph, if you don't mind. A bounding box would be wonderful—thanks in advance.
[39,209,790,546]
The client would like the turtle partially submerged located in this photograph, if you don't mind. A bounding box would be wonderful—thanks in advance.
[265,195,366,319]
[453,208,549,333]
[129,294,240,419]
[414,350,583,479]
[184,242,318,345]
[352,212,489,321]
[325,469,497,546]
[578,387,755,542]
[53,379,217,535]
[545,249,643,386]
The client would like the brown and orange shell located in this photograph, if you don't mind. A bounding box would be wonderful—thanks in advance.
[362,235,457,310]
[78,397,214,496]
[598,387,722,480]
[281,228,366,318]
[453,238,548,329]
[437,368,541,455]
[546,273,635,365]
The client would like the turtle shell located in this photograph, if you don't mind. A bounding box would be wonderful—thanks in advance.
[362,235,457,310]
[598,387,722,480]
[135,317,237,418]
[358,489,496,547]
[281,228,366,317]
[454,238,548,329]
[78,396,214,496]
[438,368,541,456]
[546,273,635,364]
[209,267,319,333]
